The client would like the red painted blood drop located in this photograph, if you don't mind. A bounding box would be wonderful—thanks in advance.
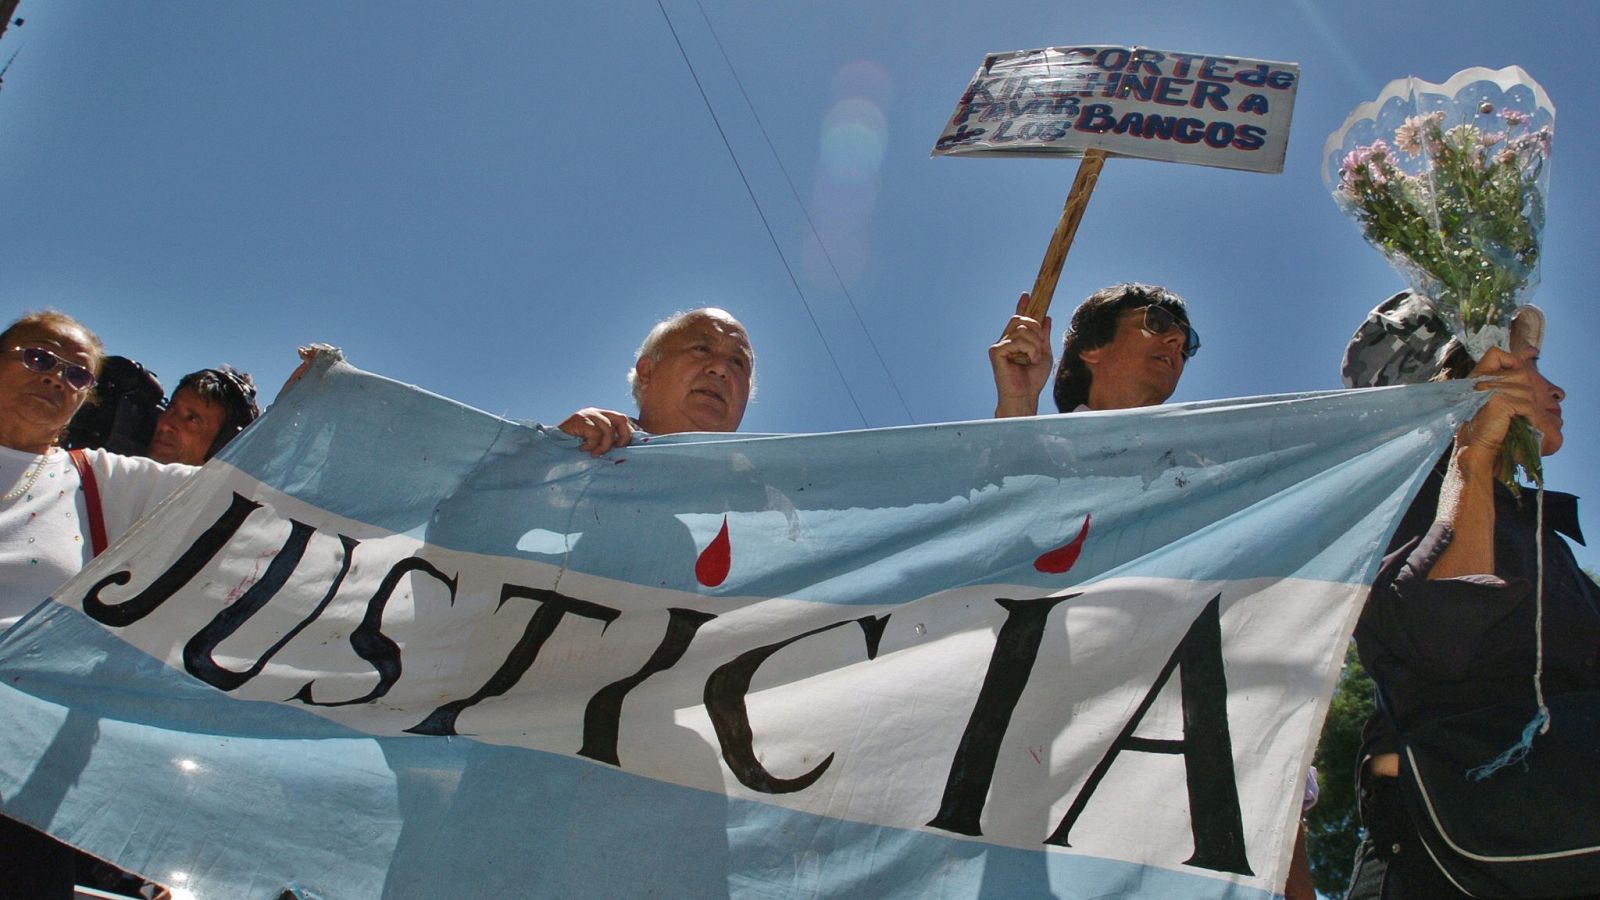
[695,515,732,587]
[1033,513,1091,574]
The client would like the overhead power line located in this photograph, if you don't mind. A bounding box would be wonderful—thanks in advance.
[654,0,873,428]
[691,0,916,425]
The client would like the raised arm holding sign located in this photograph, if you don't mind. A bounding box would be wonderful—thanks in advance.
[934,45,1297,393]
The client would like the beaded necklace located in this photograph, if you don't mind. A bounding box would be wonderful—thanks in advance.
[2,450,50,502]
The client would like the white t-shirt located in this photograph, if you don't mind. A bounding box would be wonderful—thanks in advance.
[0,444,195,630]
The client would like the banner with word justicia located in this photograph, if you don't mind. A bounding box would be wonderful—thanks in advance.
[0,354,1475,899]
[934,45,1300,173]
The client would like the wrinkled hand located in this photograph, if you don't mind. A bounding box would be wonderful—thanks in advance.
[989,292,1052,418]
[559,407,636,456]
[1431,346,1550,579]
[1454,346,1543,477]
[280,343,339,397]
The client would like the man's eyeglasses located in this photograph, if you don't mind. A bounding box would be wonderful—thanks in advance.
[11,346,98,391]
[1138,306,1201,359]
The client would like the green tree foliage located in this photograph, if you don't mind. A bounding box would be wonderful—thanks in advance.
[1307,644,1375,895]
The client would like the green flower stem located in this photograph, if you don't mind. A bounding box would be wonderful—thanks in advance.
[1499,417,1544,499]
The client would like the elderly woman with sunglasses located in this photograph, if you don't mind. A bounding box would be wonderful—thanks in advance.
[0,311,196,896]
[0,311,198,632]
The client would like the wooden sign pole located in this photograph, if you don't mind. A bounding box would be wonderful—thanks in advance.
[1022,148,1108,322]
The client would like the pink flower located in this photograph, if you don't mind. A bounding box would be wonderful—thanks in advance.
[1340,142,1383,176]
[1510,126,1554,161]
[1338,149,1362,179]
[1393,114,1437,155]
[1394,121,1420,154]
[1444,124,1478,150]
[1392,111,1445,156]
[1531,125,1553,155]
[1501,108,1529,127]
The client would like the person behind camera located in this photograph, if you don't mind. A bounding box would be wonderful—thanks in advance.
[145,366,260,466]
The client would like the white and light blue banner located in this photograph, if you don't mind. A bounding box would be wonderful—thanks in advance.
[0,355,1477,899]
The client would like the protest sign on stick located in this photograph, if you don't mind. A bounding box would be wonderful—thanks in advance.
[934,45,1300,323]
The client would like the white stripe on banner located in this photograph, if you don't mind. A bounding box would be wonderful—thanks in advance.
[0,355,1479,899]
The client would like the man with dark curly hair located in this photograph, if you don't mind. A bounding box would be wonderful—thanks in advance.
[988,283,1198,417]
[145,366,260,466]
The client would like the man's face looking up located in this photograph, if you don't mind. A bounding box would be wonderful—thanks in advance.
[1079,305,1189,411]
[148,387,226,466]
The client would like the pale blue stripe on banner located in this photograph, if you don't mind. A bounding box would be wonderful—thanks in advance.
[214,363,1475,605]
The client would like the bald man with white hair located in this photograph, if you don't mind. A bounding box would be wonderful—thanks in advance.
[559,307,754,455]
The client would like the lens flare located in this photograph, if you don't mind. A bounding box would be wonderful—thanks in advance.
[808,60,896,284]
[820,98,887,185]
[833,59,895,106]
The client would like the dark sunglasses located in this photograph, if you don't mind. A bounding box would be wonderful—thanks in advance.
[1138,305,1201,359]
[12,346,98,391]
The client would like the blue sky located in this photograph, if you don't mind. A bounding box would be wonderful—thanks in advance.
[2,0,1594,568]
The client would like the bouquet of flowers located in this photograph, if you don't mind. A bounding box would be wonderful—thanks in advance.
[1325,66,1554,489]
